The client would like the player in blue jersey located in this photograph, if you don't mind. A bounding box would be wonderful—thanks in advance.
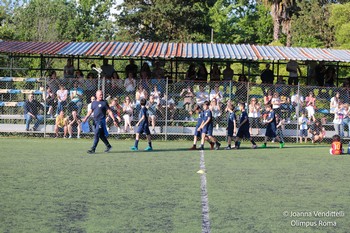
[198,101,221,150]
[131,98,153,151]
[233,102,257,149]
[261,104,284,148]
[225,102,237,150]
[83,90,118,154]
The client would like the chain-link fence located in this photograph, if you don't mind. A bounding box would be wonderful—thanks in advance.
[1,75,349,143]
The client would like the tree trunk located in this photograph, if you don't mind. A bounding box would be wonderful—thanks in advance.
[271,3,280,41]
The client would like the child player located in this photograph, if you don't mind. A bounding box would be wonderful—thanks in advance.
[225,102,237,150]
[189,105,214,150]
[233,102,257,149]
[198,101,221,150]
[330,134,343,155]
[261,104,284,148]
[131,98,153,151]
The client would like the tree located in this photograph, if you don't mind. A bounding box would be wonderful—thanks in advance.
[115,0,216,42]
[329,2,350,48]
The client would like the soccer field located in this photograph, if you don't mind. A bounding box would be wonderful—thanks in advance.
[1,137,350,233]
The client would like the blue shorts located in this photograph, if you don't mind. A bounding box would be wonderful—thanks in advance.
[194,125,202,137]
[265,125,277,138]
[300,129,308,137]
[237,127,250,139]
[202,124,213,136]
[137,124,151,135]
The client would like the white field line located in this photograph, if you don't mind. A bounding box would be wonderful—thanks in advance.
[200,150,211,233]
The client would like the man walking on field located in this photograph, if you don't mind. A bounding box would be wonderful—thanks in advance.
[83,90,118,154]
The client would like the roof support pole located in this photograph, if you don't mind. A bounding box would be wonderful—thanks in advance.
[336,62,340,87]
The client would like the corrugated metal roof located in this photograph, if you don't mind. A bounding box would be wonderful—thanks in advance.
[1,40,350,62]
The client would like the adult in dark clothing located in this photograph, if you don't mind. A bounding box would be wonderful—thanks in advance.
[83,90,118,154]
[24,94,44,131]
[125,59,138,79]
[260,63,274,95]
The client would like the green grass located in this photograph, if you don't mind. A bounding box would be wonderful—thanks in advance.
[1,138,350,233]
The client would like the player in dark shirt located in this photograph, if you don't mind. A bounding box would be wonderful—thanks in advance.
[131,98,153,151]
[83,90,118,154]
[233,102,257,149]
[225,102,237,150]
[261,104,284,148]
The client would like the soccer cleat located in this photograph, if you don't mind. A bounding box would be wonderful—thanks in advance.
[215,142,221,150]
[144,146,153,151]
[260,144,267,148]
[68,135,72,139]
[252,145,258,149]
[131,146,138,151]
[225,146,231,150]
[198,146,204,151]
[279,142,285,148]
[77,135,80,139]
[233,146,239,150]
[87,149,95,154]
[189,145,197,150]
[104,146,112,153]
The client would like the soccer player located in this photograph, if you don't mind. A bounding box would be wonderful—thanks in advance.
[83,90,118,154]
[197,101,221,150]
[225,102,237,150]
[261,104,284,148]
[330,134,342,155]
[233,102,257,149]
[131,98,153,151]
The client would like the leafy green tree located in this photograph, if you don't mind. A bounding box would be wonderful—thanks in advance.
[116,0,216,42]
[329,2,350,48]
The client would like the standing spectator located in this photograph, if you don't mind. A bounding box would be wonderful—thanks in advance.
[209,84,223,104]
[101,58,115,79]
[180,85,195,120]
[140,62,151,91]
[271,92,282,120]
[87,96,96,132]
[69,81,84,115]
[298,111,308,143]
[67,110,82,139]
[83,90,118,154]
[291,92,304,117]
[236,74,248,102]
[152,61,165,79]
[43,86,56,118]
[333,103,345,138]
[56,84,68,116]
[286,60,302,85]
[248,98,261,135]
[125,59,138,79]
[260,63,274,95]
[223,62,234,94]
[64,58,75,79]
[85,72,97,102]
[210,63,221,82]
[305,91,316,122]
[195,85,209,106]
[342,104,350,137]
[197,63,208,82]
[47,70,60,93]
[308,119,326,143]
[324,66,336,87]
[124,73,136,94]
[185,63,197,80]
[209,98,221,129]
[147,95,158,134]
[330,91,340,114]
[54,110,68,138]
[314,62,326,87]
[122,96,134,132]
[24,94,44,131]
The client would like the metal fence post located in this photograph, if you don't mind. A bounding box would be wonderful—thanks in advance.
[164,77,169,141]
[296,83,300,143]
[43,76,47,138]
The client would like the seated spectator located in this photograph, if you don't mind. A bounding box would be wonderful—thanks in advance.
[68,81,84,115]
[67,110,82,139]
[185,63,197,80]
[125,58,138,79]
[333,102,345,138]
[160,94,177,120]
[89,64,98,78]
[195,85,209,106]
[248,98,261,135]
[106,98,122,132]
[196,63,208,82]
[122,96,134,132]
[85,72,97,101]
[74,69,84,80]
[110,71,124,95]
[308,119,326,143]
[140,62,151,91]
[87,96,96,132]
[152,61,165,79]
[124,72,136,94]
[280,92,291,122]
[222,62,234,94]
[43,86,56,118]
[150,85,161,104]
[264,89,273,105]
[64,58,75,79]
[54,110,68,138]
[236,74,248,102]
[101,58,115,79]
[147,95,158,134]
[24,94,44,131]
[180,85,195,120]
[305,91,316,122]
[56,84,68,116]
[210,63,221,82]
[209,84,223,104]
